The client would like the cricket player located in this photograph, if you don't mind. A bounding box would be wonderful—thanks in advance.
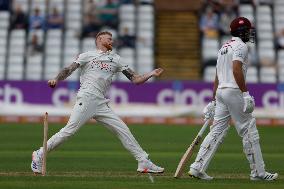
[188,17,278,181]
[31,31,164,174]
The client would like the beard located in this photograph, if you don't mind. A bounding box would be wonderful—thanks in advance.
[104,43,112,51]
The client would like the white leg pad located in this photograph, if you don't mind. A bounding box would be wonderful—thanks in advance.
[242,118,265,177]
[191,126,229,172]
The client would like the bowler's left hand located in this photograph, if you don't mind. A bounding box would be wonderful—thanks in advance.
[151,68,164,77]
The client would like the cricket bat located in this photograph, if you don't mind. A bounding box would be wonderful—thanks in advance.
[174,118,211,178]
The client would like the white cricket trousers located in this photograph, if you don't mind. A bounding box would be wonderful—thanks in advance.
[191,88,265,176]
[212,88,253,137]
[45,91,149,161]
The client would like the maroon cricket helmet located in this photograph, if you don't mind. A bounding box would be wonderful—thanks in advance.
[230,17,255,42]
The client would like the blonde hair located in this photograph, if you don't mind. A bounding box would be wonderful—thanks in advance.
[95,31,112,40]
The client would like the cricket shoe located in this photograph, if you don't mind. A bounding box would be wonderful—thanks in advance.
[188,168,213,180]
[31,149,43,174]
[137,159,164,173]
[250,172,278,181]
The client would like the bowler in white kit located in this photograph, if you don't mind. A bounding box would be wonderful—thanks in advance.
[188,17,278,181]
[31,31,164,174]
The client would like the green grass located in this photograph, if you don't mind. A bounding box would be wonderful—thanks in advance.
[0,123,283,189]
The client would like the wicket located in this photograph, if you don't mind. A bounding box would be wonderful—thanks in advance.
[42,112,48,176]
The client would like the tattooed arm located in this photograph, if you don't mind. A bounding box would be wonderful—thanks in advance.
[122,68,164,85]
[48,62,80,88]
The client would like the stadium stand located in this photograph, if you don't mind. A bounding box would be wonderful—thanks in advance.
[1,0,155,82]
[201,0,281,83]
[0,11,9,80]
[0,0,282,83]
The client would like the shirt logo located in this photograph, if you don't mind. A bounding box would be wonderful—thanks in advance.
[108,57,113,62]
[239,20,244,24]
[91,60,113,72]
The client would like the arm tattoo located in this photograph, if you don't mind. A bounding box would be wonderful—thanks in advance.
[55,62,80,81]
[122,68,136,81]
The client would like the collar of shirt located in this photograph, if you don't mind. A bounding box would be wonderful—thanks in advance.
[95,49,111,55]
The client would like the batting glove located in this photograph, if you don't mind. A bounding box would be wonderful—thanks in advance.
[243,92,255,113]
[203,100,216,120]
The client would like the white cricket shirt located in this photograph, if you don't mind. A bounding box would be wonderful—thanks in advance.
[74,49,128,97]
[216,37,249,89]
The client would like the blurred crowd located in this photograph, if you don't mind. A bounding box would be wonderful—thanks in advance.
[199,0,238,39]
[1,0,154,57]
[199,0,273,39]
[199,0,284,70]
[200,0,284,47]
[9,0,120,35]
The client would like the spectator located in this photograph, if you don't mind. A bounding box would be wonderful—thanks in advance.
[199,7,219,38]
[99,0,119,29]
[81,14,101,38]
[29,7,45,30]
[275,29,284,50]
[11,4,28,30]
[84,0,99,17]
[220,0,239,13]
[84,0,101,25]
[28,33,43,56]
[118,26,135,48]
[47,7,64,29]
[208,0,223,17]
[219,7,237,35]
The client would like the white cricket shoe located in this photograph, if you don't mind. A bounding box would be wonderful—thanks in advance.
[188,168,213,180]
[31,149,43,174]
[250,172,278,181]
[137,159,164,173]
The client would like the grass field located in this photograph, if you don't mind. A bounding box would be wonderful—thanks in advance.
[0,123,283,189]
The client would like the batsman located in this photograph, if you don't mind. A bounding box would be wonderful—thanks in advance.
[188,17,278,181]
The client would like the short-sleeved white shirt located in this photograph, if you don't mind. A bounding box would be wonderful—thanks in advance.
[74,49,128,97]
[216,37,249,89]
